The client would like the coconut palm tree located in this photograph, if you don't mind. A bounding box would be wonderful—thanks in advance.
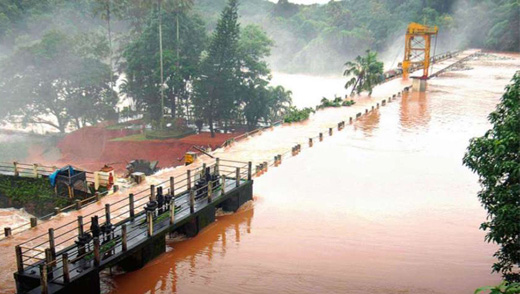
[344,49,384,96]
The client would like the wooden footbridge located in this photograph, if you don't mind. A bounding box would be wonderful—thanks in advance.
[13,159,253,294]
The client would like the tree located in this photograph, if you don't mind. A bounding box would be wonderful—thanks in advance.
[193,0,241,137]
[343,49,384,96]
[121,8,206,124]
[91,0,126,84]
[463,72,520,281]
[0,30,117,133]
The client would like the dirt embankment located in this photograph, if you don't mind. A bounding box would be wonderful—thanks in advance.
[57,126,240,173]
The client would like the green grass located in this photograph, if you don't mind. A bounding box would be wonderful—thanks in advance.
[110,133,149,142]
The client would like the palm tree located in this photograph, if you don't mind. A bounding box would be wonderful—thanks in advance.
[344,50,384,96]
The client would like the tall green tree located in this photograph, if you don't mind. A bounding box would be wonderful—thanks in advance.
[193,0,241,137]
[463,72,520,281]
[0,30,117,132]
[343,49,384,96]
[121,8,206,124]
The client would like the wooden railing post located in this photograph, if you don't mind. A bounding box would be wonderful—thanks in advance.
[15,245,23,273]
[62,253,70,284]
[4,227,11,237]
[129,193,135,219]
[75,199,81,210]
[105,204,111,224]
[48,228,55,260]
[309,138,313,148]
[247,162,252,181]
[33,163,39,178]
[187,170,192,190]
[150,185,156,202]
[222,176,226,194]
[122,224,127,251]
[146,211,154,237]
[13,161,19,177]
[30,217,37,228]
[77,216,83,236]
[44,248,53,279]
[329,128,333,136]
[169,177,175,197]
[215,158,220,175]
[93,237,100,266]
[189,189,195,214]
[236,168,240,187]
[208,179,213,203]
[170,198,175,224]
[319,133,323,142]
[40,264,48,294]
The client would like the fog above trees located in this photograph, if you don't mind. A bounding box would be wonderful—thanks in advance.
[0,0,517,133]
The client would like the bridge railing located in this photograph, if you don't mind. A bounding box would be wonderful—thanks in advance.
[0,162,55,178]
[14,158,252,289]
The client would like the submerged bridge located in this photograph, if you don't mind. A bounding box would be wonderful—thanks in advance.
[9,50,480,294]
[13,159,253,294]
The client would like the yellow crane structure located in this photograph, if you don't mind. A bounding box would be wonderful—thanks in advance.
[402,22,438,79]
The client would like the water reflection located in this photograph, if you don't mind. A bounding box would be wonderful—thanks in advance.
[400,91,431,130]
[109,208,254,294]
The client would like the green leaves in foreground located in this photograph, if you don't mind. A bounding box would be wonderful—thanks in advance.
[463,71,520,281]
[475,281,520,294]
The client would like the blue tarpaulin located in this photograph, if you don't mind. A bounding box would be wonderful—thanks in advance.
[49,166,75,187]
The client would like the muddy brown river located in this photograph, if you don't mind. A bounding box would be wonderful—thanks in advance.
[105,53,519,294]
[0,51,518,293]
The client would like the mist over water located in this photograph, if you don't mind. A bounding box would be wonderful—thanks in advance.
[105,54,520,294]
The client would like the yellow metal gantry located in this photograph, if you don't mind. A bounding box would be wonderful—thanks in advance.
[402,22,438,79]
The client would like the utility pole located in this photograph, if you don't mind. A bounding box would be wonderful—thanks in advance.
[159,0,165,127]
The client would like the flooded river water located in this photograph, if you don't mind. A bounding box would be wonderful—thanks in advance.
[0,52,518,293]
[105,53,519,294]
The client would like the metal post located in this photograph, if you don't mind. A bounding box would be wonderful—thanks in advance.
[122,224,127,251]
[150,185,156,201]
[329,128,333,136]
[4,227,11,237]
[215,158,220,175]
[236,168,240,187]
[40,264,48,294]
[15,245,23,273]
[169,177,175,197]
[247,162,252,181]
[309,138,313,148]
[319,133,323,142]
[54,207,60,215]
[77,216,83,236]
[278,154,282,165]
[129,193,135,219]
[274,155,278,167]
[48,228,55,260]
[63,253,70,284]
[93,237,100,266]
[105,204,111,224]
[222,176,226,194]
[96,192,101,202]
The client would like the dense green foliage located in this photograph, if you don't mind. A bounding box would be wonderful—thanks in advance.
[476,281,520,294]
[0,0,517,133]
[283,107,314,123]
[344,50,384,96]
[0,175,71,216]
[463,72,520,281]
